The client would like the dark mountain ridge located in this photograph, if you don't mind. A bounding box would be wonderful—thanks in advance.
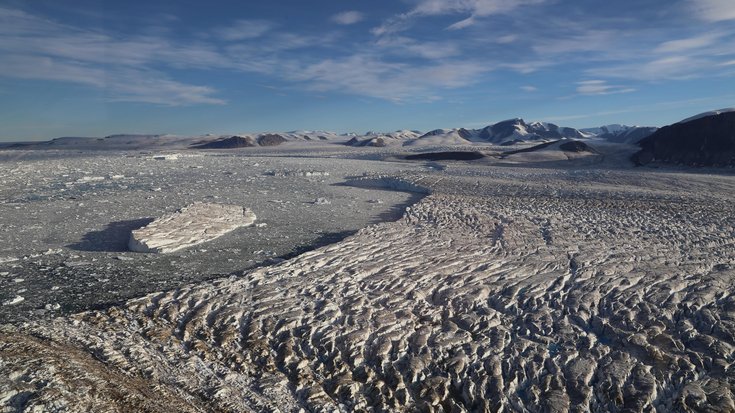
[633,112,735,167]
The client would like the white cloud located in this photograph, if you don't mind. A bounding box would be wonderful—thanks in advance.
[527,17,735,82]
[108,71,226,105]
[690,0,735,22]
[0,55,224,105]
[0,6,491,104]
[495,34,518,44]
[0,54,107,88]
[447,16,475,30]
[520,85,537,92]
[291,54,487,101]
[4,2,732,108]
[373,0,547,34]
[375,36,461,59]
[587,55,715,81]
[214,19,274,41]
[411,0,543,18]
[501,61,553,74]
[654,33,721,54]
[545,95,735,123]
[640,56,702,77]
[0,7,229,105]
[576,80,634,95]
[332,11,363,25]
[533,30,616,55]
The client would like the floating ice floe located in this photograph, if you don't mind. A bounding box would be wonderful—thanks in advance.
[129,202,256,253]
[2,295,24,306]
[152,154,179,160]
[75,176,105,183]
[264,170,330,177]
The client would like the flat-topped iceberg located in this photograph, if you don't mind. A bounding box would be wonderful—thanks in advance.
[129,202,256,253]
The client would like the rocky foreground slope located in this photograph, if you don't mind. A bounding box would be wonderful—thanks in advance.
[2,168,735,412]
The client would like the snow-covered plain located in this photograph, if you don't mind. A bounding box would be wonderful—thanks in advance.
[1,141,735,412]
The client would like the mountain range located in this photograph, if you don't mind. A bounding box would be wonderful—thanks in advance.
[3,108,735,167]
[346,118,656,147]
[2,119,657,150]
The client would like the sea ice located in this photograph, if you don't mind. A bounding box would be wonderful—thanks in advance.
[128,202,256,253]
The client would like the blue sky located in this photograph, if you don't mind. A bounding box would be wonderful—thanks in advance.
[1,0,734,140]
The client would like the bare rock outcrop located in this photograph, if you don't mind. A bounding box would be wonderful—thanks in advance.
[128,202,256,253]
[257,134,288,147]
[191,135,256,149]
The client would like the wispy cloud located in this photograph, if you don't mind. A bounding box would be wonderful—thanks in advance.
[375,36,461,59]
[447,16,476,30]
[107,72,225,105]
[0,55,226,106]
[0,55,225,105]
[331,11,364,25]
[0,7,226,105]
[545,94,735,124]
[291,54,487,101]
[372,0,547,34]
[0,5,494,105]
[213,19,274,41]
[654,33,722,54]
[2,1,734,110]
[495,34,518,44]
[533,30,617,56]
[689,0,735,22]
[526,16,735,82]
[0,54,107,88]
[501,61,554,74]
[576,80,635,95]
[588,55,714,81]
[411,0,546,20]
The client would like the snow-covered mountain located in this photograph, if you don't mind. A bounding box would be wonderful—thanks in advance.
[405,128,473,146]
[410,118,641,146]
[580,125,658,144]
[410,119,582,146]
[280,131,345,141]
[345,130,423,147]
[361,130,421,140]
[478,119,586,143]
